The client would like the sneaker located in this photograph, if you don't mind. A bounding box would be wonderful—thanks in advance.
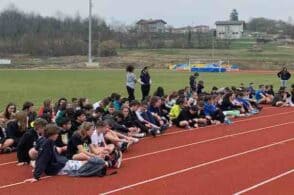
[160,125,168,133]
[149,128,157,137]
[185,125,192,129]
[132,138,139,144]
[132,133,146,138]
[120,142,128,153]
[224,119,232,125]
[113,151,122,169]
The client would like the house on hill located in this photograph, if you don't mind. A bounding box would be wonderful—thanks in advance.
[136,19,167,33]
[215,21,245,39]
[172,25,210,34]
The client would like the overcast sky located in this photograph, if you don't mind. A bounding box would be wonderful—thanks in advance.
[0,0,293,27]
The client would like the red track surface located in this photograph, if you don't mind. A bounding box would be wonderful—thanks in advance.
[0,107,293,195]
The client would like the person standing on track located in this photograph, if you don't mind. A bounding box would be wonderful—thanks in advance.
[277,66,291,88]
[140,66,151,101]
[126,65,142,102]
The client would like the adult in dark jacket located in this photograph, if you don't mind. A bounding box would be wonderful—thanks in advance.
[140,67,151,101]
[17,118,48,165]
[277,67,291,87]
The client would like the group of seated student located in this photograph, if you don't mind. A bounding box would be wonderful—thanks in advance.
[0,82,294,182]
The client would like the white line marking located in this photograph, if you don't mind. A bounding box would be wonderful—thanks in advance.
[123,121,294,161]
[0,176,51,190]
[101,138,294,195]
[234,169,294,195]
[0,161,17,166]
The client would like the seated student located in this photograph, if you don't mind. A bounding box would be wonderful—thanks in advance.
[196,101,212,126]
[272,88,290,107]
[103,104,139,136]
[103,120,138,152]
[265,85,275,97]
[138,101,167,133]
[247,82,256,98]
[128,100,157,136]
[175,105,200,129]
[243,90,263,111]
[236,92,259,115]
[38,99,54,122]
[165,92,178,110]
[118,106,146,138]
[70,110,87,137]
[67,122,102,161]
[22,101,37,129]
[17,118,48,165]
[91,121,117,158]
[55,117,72,152]
[76,98,90,111]
[169,98,187,123]
[110,93,122,111]
[24,124,117,183]
[204,96,227,124]
[220,93,242,118]
[0,111,28,153]
[255,85,272,104]
[148,96,170,127]
[54,101,67,126]
[188,92,198,106]
[0,103,17,129]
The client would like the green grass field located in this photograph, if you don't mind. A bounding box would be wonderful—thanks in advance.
[0,69,287,110]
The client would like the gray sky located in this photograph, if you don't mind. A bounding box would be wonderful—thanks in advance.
[0,0,293,27]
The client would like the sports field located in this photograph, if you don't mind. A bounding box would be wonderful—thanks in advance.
[0,69,281,109]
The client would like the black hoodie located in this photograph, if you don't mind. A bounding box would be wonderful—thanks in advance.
[34,138,68,180]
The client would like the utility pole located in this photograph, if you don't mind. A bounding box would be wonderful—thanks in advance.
[88,0,92,63]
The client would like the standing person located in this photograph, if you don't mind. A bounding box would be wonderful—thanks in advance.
[189,72,199,93]
[140,67,151,101]
[277,67,291,87]
[126,65,140,101]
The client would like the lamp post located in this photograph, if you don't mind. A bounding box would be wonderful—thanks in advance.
[88,0,92,63]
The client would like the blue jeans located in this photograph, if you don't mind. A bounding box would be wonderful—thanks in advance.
[281,80,287,87]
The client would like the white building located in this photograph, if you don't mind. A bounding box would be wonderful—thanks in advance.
[215,21,245,39]
[136,19,167,33]
[172,25,210,34]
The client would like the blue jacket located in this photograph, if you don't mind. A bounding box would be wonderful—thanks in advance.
[204,102,217,116]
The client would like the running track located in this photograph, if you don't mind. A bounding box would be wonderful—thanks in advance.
[0,106,293,195]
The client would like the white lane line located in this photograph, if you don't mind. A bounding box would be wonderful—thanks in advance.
[0,161,17,166]
[0,176,51,190]
[233,169,294,195]
[123,121,294,161]
[101,138,294,195]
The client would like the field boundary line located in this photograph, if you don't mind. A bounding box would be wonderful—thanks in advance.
[0,161,17,166]
[233,169,294,195]
[101,138,294,195]
[123,121,294,161]
[0,176,51,190]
